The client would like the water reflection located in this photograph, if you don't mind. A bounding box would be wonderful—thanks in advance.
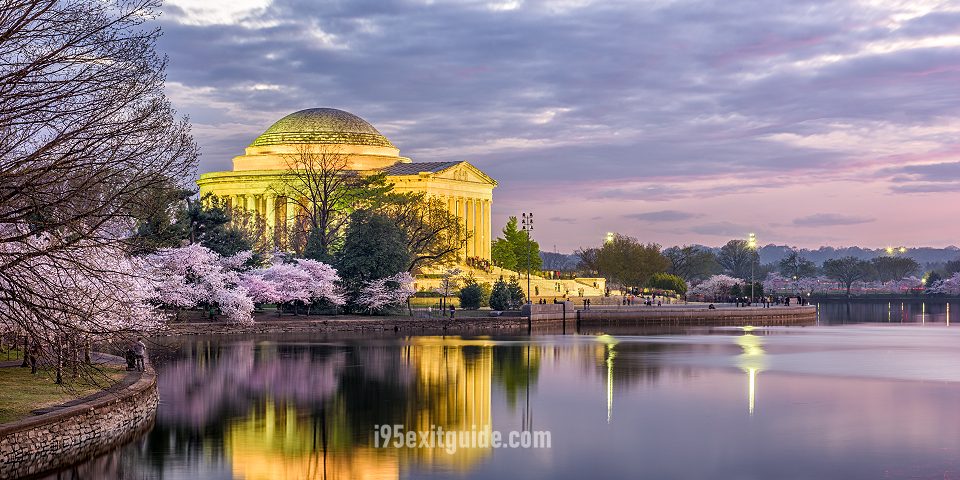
[816,300,960,325]
[735,330,766,415]
[51,326,960,479]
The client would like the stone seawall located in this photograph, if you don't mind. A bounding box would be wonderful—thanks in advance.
[521,302,574,322]
[577,305,816,326]
[0,366,158,479]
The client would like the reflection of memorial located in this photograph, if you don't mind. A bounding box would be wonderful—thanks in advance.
[226,400,399,480]
[402,337,494,471]
[218,337,496,479]
[736,330,767,415]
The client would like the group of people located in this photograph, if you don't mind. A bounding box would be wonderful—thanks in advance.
[124,338,147,372]
[731,296,808,307]
[620,294,666,306]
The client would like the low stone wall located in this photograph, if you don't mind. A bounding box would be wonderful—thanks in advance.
[577,305,816,326]
[0,365,158,479]
[520,302,574,321]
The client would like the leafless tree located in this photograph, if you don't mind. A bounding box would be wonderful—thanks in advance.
[274,144,390,260]
[0,0,197,379]
[378,192,468,272]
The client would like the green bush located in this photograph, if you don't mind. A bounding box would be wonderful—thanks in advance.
[647,272,687,295]
[490,279,511,310]
[490,277,525,310]
[459,282,484,309]
[479,282,492,307]
[507,277,526,306]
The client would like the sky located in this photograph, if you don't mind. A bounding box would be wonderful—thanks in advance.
[156,0,960,252]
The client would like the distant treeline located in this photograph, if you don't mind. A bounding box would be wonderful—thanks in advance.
[541,245,960,272]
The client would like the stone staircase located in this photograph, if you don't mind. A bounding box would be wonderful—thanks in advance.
[414,265,606,299]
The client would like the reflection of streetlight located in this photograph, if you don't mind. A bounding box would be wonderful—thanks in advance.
[748,233,757,302]
[736,331,766,415]
[596,335,619,423]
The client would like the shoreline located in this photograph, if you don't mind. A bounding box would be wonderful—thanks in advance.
[0,358,158,479]
[163,305,817,336]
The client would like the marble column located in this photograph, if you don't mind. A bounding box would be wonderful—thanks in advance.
[286,196,297,231]
[265,194,276,242]
[477,200,487,258]
[484,199,492,259]
[458,197,467,260]
[473,199,481,258]
[466,198,475,258]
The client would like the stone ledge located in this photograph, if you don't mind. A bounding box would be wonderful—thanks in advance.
[0,361,158,479]
[577,306,817,325]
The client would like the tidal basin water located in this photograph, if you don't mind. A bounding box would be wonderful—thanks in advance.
[59,302,960,479]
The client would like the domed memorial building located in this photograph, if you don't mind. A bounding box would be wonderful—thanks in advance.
[197,108,496,261]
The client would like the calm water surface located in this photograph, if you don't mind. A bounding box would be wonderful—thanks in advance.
[55,302,960,479]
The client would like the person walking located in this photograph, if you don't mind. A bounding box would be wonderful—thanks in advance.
[133,337,147,372]
[29,339,40,374]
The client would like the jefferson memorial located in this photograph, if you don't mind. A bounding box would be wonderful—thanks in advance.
[196,108,497,260]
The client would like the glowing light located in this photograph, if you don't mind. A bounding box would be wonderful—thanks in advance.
[899,247,907,253]
[736,333,766,416]
[604,232,614,244]
[747,233,757,249]
[606,344,616,424]
[885,247,894,255]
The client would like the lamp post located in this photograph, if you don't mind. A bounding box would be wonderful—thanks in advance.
[522,212,534,305]
[748,233,757,303]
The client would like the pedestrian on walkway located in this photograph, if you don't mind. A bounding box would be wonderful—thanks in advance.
[133,338,146,372]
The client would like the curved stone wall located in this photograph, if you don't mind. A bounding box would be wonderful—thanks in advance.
[577,305,817,325]
[0,366,158,479]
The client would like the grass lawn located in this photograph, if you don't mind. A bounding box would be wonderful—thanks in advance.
[0,346,24,362]
[0,364,127,424]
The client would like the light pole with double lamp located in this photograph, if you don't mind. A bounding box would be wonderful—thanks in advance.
[748,233,757,303]
[521,212,534,305]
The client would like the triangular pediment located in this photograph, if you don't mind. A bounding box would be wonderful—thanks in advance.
[433,162,498,186]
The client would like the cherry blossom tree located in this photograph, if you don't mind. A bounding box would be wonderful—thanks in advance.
[357,272,415,314]
[689,274,742,301]
[0,223,166,383]
[144,244,254,324]
[762,273,793,293]
[240,256,345,314]
[930,273,960,295]
[763,273,826,295]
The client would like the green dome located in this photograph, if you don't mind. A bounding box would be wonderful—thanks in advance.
[250,108,395,148]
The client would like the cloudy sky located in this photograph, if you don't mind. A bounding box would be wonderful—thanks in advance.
[157,0,960,251]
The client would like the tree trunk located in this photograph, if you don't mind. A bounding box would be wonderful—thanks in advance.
[71,341,79,378]
[20,335,29,368]
[55,339,63,385]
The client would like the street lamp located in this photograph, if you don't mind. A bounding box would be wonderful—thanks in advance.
[522,212,534,305]
[886,246,907,256]
[748,233,757,303]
